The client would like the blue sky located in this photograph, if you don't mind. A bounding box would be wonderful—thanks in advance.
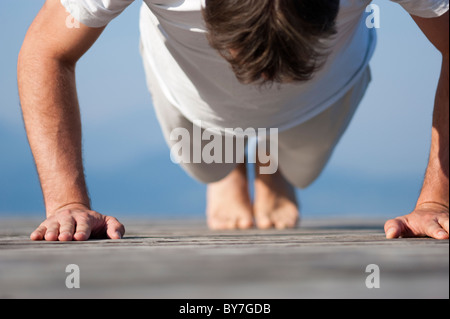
[0,0,443,220]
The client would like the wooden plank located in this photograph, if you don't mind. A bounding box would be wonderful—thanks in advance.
[0,218,448,299]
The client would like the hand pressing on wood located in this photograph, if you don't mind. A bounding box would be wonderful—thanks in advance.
[384,203,449,240]
[30,203,125,241]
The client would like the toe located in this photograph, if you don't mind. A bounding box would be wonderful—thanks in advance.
[237,217,253,229]
[208,218,225,230]
[256,215,273,229]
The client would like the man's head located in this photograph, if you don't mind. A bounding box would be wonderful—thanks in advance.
[202,0,340,85]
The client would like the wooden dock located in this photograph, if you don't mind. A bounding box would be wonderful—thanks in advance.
[0,217,448,299]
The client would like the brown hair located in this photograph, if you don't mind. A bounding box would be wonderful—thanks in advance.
[202,0,340,85]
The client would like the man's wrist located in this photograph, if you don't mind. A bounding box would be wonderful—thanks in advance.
[415,200,449,211]
[42,177,91,217]
[416,173,449,212]
[46,201,91,217]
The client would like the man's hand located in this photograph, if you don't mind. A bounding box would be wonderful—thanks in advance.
[30,204,125,241]
[385,203,449,240]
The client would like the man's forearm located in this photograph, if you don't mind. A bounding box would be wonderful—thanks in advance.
[18,52,90,215]
[417,55,449,209]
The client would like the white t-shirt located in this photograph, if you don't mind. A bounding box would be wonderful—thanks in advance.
[61,0,449,132]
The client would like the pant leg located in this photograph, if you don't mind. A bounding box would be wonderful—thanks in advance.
[276,67,372,189]
[140,42,241,184]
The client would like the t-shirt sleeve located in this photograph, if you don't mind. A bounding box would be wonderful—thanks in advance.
[390,0,449,18]
[60,0,135,28]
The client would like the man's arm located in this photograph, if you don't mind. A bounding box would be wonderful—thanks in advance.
[385,11,449,239]
[18,0,125,241]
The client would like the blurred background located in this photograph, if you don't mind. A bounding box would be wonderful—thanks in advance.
[0,0,442,221]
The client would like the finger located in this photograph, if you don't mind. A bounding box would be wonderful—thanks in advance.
[44,221,60,241]
[384,218,406,239]
[73,220,92,241]
[438,217,449,234]
[58,216,76,241]
[30,225,47,241]
[425,220,449,240]
[105,216,125,239]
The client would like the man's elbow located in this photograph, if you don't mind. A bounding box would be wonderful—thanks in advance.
[18,41,76,84]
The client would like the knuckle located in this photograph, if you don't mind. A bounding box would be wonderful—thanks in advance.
[38,221,47,228]
[109,217,120,224]
[107,216,122,226]
[75,212,90,223]
[59,209,72,216]
[34,227,45,234]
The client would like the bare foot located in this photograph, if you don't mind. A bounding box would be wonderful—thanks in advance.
[206,163,254,230]
[253,164,299,230]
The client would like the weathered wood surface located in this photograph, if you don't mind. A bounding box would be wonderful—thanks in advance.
[0,217,448,299]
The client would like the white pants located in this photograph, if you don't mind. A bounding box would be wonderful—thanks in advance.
[141,44,371,188]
